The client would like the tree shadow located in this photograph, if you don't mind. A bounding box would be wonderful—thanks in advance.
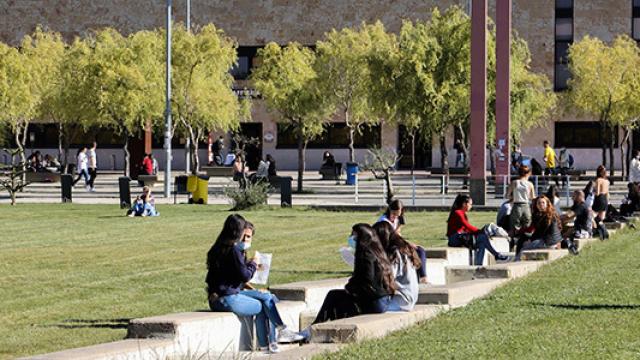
[270,269,351,276]
[43,318,131,330]
[530,302,640,310]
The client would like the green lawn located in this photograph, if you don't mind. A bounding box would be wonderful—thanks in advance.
[0,204,493,359]
[322,228,640,360]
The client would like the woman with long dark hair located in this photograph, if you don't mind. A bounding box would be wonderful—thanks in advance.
[447,194,510,265]
[374,221,420,312]
[206,215,302,353]
[376,199,428,283]
[302,224,395,340]
[514,196,564,260]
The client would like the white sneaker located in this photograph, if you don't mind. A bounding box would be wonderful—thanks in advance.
[90,187,96,192]
[259,343,280,354]
[85,185,90,191]
[277,327,304,343]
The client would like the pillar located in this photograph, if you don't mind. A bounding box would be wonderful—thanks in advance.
[470,0,487,205]
[495,0,512,196]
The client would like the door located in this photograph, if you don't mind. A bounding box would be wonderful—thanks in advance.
[397,125,431,170]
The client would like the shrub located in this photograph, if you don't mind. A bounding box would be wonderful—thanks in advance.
[224,180,270,210]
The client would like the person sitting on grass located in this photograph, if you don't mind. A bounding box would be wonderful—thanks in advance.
[126,194,159,217]
[374,221,420,312]
[376,199,428,284]
[447,194,510,265]
[515,195,577,260]
[206,215,303,354]
[301,224,395,341]
[560,191,588,255]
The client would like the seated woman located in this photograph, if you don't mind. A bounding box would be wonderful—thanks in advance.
[514,196,566,260]
[376,199,428,284]
[321,151,336,168]
[373,221,420,312]
[447,194,510,265]
[302,224,395,340]
[206,215,302,353]
[620,182,640,217]
[127,194,159,217]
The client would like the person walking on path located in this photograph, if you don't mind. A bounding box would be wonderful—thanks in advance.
[72,147,90,190]
[543,140,559,187]
[87,142,98,192]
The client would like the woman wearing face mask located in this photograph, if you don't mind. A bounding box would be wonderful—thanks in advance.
[302,224,395,340]
[514,196,563,261]
[205,215,303,354]
[376,199,428,284]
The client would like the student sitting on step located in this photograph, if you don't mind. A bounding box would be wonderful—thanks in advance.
[374,221,420,312]
[376,199,428,284]
[515,195,577,260]
[620,182,640,217]
[205,215,303,354]
[447,194,510,265]
[302,224,395,340]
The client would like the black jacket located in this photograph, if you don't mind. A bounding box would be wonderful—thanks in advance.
[345,248,391,301]
[206,246,256,297]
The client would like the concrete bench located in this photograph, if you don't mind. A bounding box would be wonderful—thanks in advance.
[270,278,349,311]
[137,175,158,187]
[520,249,568,262]
[201,166,234,177]
[418,279,509,308]
[25,171,61,183]
[446,261,546,283]
[310,305,446,343]
[127,301,306,353]
[19,339,174,360]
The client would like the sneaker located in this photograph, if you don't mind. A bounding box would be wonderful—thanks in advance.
[568,244,579,256]
[85,185,90,191]
[299,328,311,343]
[259,343,280,354]
[495,254,511,263]
[277,327,304,343]
[90,187,96,192]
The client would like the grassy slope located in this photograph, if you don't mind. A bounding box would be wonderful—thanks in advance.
[0,204,493,359]
[323,228,640,360]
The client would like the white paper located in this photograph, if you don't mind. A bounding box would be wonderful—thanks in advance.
[250,251,272,285]
[340,247,355,267]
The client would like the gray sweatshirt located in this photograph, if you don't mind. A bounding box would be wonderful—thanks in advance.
[390,249,419,311]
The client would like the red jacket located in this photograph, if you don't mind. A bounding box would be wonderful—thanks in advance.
[142,157,153,175]
[447,209,480,237]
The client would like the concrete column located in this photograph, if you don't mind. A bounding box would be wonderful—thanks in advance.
[495,0,511,196]
[470,0,487,205]
[144,120,152,154]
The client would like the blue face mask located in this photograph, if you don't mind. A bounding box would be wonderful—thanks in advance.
[347,235,357,249]
[236,241,251,251]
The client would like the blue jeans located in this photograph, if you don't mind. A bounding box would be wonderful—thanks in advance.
[448,232,500,265]
[313,289,391,325]
[515,239,547,261]
[415,246,427,278]
[210,290,283,347]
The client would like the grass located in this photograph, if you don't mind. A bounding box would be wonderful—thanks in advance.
[321,227,640,360]
[0,204,494,359]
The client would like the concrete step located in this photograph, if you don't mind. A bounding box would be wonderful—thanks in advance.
[417,279,509,308]
[520,249,569,262]
[483,237,511,265]
[574,236,599,250]
[426,259,448,285]
[127,301,306,353]
[424,247,469,266]
[605,222,625,230]
[446,261,546,283]
[270,278,348,311]
[19,339,174,360]
[310,305,446,343]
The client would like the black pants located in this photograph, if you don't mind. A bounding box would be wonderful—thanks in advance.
[88,168,97,188]
[312,289,390,325]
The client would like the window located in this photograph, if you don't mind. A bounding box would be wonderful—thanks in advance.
[555,122,619,148]
[276,123,381,149]
[554,0,573,91]
[633,0,640,41]
[230,46,262,80]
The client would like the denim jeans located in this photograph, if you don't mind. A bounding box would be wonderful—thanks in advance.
[415,246,427,278]
[313,290,391,325]
[448,232,499,265]
[73,169,89,185]
[210,290,283,347]
[515,239,547,261]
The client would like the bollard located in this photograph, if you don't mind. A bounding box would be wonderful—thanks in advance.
[279,176,292,207]
[355,173,359,203]
[61,174,73,203]
[412,176,416,206]
[534,176,539,196]
[565,175,571,207]
[119,176,132,209]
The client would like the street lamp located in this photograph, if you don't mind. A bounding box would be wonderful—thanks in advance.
[184,0,191,174]
[163,0,173,198]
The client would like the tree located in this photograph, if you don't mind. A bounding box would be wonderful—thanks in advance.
[0,149,30,206]
[361,148,400,204]
[316,22,390,162]
[568,35,640,179]
[252,42,331,192]
[170,24,247,174]
[83,28,164,177]
[0,43,31,160]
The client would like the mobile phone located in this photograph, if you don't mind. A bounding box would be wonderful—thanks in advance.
[399,215,406,226]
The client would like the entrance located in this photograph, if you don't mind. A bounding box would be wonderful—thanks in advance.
[397,125,432,170]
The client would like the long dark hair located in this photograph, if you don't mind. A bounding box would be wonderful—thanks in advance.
[596,165,607,179]
[384,198,404,218]
[583,180,594,196]
[532,196,561,231]
[207,214,246,270]
[373,221,421,269]
[545,185,559,200]
[447,194,471,223]
[352,223,396,293]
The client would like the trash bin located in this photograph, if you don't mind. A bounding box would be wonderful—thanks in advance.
[118,176,132,209]
[278,176,293,207]
[346,162,358,185]
[187,174,210,204]
[61,174,73,203]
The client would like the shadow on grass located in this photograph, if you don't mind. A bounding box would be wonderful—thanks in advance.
[43,318,131,330]
[271,270,351,276]
[530,302,640,310]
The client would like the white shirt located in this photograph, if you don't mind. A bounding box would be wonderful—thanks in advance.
[629,158,640,183]
[77,152,88,172]
[256,160,269,178]
[88,149,97,169]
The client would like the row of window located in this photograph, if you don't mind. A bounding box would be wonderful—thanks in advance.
[275,123,381,149]
[554,0,573,91]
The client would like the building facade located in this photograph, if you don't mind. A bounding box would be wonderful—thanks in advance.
[2,0,639,170]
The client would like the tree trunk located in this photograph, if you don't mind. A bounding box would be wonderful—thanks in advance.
[16,125,27,186]
[626,127,632,179]
[58,123,64,163]
[296,122,305,193]
[600,120,607,167]
[123,134,130,178]
[345,110,355,163]
[384,171,394,204]
[609,128,615,184]
[439,133,448,173]
[191,137,199,175]
[621,127,629,179]
[410,130,416,175]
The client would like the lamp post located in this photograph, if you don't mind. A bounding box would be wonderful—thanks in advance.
[163,0,173,198]
[184,0,191,174]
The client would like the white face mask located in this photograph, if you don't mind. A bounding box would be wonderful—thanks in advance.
[236,241,251,251]
[347,235,357,249]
